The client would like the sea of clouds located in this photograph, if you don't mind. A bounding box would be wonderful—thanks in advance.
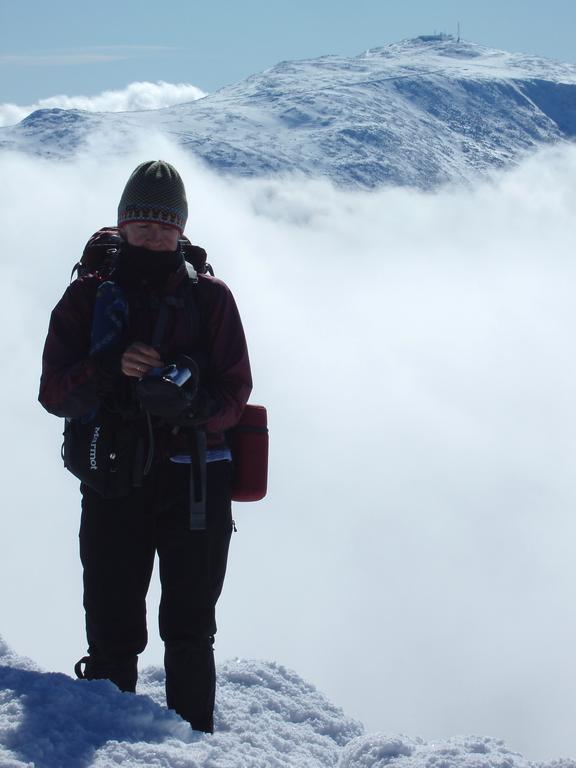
[1,129,576,762]
[0,81,206,127]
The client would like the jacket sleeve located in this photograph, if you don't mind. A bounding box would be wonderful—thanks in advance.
[38,279,123,418]
[197,277,253,434]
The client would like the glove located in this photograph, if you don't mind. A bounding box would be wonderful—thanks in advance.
[135,355,199,422]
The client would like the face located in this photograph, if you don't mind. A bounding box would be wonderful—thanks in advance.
[121,221,180,251]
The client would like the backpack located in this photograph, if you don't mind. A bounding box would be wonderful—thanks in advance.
[64,227,268,504]
[71,226,213,282]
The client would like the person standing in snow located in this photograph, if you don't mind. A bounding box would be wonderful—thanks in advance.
[38,160,252,733]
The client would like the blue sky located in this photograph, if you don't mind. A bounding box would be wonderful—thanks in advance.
[1,0,576,103]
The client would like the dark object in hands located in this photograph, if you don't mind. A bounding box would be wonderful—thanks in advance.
[136,355,199,421]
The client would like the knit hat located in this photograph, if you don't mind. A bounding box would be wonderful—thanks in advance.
[117,160,188,232]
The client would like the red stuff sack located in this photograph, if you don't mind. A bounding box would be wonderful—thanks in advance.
[229,405,268,502]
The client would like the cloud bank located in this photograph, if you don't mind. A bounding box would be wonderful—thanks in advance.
[1,132,576,762]
[0,81,207,127]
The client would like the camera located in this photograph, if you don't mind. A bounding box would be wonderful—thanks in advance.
[147,363,192,388]
[136,355,199,422]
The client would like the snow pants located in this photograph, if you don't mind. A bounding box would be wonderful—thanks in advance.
[79,459,233,733]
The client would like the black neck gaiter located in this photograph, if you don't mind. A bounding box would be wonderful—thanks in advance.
[115,243,184,289]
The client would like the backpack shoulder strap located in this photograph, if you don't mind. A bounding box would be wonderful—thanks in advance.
[184,262,198,283]
[179,264,203,348]
[179,238,211,275]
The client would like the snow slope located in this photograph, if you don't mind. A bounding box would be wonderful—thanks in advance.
[1,634,573,768]
[2,35,576,188]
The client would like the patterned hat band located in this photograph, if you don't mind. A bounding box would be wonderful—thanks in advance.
[118,205,186,230]
[117,160,188,233]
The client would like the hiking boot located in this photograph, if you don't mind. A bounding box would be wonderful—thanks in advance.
[74,653,137,692]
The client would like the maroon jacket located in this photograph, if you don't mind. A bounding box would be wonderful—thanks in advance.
[39,261,252,452]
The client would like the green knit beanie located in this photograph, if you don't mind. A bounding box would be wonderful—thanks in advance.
[117,160,188,232]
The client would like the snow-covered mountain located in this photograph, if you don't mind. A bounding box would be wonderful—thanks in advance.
[2,35,576,188]
[0,633,573,768]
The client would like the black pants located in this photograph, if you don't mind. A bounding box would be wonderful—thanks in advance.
[79,459,233,732]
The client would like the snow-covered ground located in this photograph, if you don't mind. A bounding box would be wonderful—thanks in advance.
[2,633,573,768]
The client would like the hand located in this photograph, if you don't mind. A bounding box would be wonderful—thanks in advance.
[121,342,164,378]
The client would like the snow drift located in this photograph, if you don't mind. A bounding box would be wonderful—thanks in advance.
[1,634,573,768]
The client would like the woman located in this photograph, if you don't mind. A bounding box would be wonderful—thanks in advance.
[39,160,252,732]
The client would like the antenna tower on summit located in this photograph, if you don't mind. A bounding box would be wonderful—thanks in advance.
[457,21,461,42]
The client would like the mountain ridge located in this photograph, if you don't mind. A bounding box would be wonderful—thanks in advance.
[2,35,576,188]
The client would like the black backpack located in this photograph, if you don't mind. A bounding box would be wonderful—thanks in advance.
[70,226,213,282]
[63,226,207,505]
[64,227,268,507]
